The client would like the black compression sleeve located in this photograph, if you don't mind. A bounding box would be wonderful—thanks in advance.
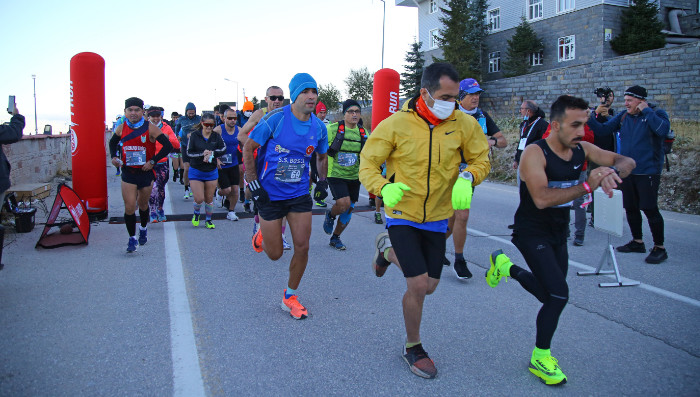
[152,134,173,163]
[109,134,120,158]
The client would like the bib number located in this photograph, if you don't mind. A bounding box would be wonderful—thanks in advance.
[548,180,579,208]
[337,152,358,167]
[125,149,147,166]
[275,162,304,183]
[220,153,233,165]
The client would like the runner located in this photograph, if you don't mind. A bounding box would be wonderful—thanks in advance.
[175,102,201,199]
[322,99,367,250]
[486,95,635,385]
[445,78,508,279]
[359,63,490,379]
[242,73,328,320]
[213,107,241,221]
[108,97,173,252]
[187,113,227,229]
[147,106,180,222]
[168,111,183,183]
[310,101,329,208]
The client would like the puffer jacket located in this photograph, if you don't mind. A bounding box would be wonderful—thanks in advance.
[359,97,490,223]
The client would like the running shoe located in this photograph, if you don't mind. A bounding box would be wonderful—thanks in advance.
[126,237,138,253]
[453,257,472,279]
[315,199,327,207]
[116,167,121,176]
[184,190,190,200]
[329,236,346,251]
[281,290,308,320]
[252,228,263,253]
[239,189,245,203]
[191,214,200,227]
[573,236,584,246]
[402,343,437,379]
[374,212,383,224]
[282,235,291,250]
[323,210,335,235]
[486,249,511,288]
[214,191,222,208]
[188,190,193,198]
[372,231,392,277]
[205,220,215,229]
[616,240,646,253]
[157,210,167,222]
[138,228,147,246]
[442,256,450,267]
[645,247,668,264]
[150,212,158,223]
[226,211,239,221]
[529,354,567,385]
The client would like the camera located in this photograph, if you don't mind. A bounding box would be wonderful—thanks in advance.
[594,87,613,106]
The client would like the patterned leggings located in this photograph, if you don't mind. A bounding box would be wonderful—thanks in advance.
[149,163,170,213]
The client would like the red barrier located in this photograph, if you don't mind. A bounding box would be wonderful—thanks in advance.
[70,52,107,220]
[371,68,400,131]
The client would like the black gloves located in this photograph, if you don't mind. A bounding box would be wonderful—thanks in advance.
[248,179,270,205]
[314,180,328,201]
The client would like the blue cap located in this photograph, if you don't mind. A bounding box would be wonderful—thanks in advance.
[289,73,318,103]
[459,78,483,94]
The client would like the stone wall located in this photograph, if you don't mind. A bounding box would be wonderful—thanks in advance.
[479,41,700,120]
[5,134,72,186]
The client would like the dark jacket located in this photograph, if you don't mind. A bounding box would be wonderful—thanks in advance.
[0,114,25,193]
[186,129,227,172]
[587,105,670,175]
[591,107,616,152]
[515,108,548,163]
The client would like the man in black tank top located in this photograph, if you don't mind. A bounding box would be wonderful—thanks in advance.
[484,95,635,386]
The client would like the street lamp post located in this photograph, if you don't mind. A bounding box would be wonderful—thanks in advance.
[32,74,38,135]
[224,78,239,110]
[380,0,386,68]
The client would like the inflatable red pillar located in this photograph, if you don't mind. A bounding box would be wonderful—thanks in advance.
[70,52,108,220]
[371,68,400,130]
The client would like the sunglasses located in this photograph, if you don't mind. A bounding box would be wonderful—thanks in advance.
[268,95,284,102]
[202,123,216,128]
[226,116,237,120]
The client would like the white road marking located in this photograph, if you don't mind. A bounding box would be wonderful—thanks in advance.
[163,191,206,397]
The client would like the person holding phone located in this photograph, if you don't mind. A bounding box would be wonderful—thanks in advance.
[0,98,25,270]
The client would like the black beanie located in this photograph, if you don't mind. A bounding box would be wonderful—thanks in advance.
[125,97,144,109]
[342,99,361,114]
[624,85,647,100]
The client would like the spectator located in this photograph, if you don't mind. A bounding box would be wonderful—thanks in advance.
[0,104,25,269]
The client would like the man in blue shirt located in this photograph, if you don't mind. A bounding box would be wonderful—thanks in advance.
[242,73,329,320]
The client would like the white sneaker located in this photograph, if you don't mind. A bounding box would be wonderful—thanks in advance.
[227,211,239,221]
[183,190,190,200]
[282,235,291,250]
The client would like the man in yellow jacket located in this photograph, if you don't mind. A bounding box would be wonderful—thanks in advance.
[359,62,490,379]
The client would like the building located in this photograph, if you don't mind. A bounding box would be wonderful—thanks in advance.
[397,0,700,81]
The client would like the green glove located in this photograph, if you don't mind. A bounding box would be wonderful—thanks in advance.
[452,175,473,210]
[381,183,411,207]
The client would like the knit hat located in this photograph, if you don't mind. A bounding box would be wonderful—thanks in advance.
[289,73,318,103]
[185,102,196,112]
[624,85,647,100]
[242,101,254,112]
[316,101,327,114]
[342,99,361,114]
[125,97,144,109]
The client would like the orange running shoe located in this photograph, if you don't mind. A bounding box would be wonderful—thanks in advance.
[281,290,308,320]
[252,228,263,253]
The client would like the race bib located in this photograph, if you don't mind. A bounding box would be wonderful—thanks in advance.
[125,149,147,166]
[275,162,305,183]
[220,153,233,165]
[337,152,358,167]
[548,180,579,208]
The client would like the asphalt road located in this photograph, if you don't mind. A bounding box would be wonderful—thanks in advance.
[1,171,698,396]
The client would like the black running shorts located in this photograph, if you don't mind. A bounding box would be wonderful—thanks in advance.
[328,177,361,203]
[388,225,446,279]
[121,167,155,189]
[258,194,313,221]
[218,165,240,189]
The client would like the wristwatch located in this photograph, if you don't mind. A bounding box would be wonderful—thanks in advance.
[149,159,155,165]
[459,171,474,183]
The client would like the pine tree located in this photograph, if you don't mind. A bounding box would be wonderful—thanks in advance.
[400,39,425,98]
[318,83,341,112]
[432,0,476,79]
[251,96,259,109]
[502,17,544,77]
[465,0,488,79]
[610,0,666,55]
[344,67,374,107]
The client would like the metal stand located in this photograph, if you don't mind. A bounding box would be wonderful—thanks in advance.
[577,234,640,288]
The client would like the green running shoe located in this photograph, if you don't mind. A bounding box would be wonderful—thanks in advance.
[486,249,511,288]
[192,214,200,227]
[529,354,567,386]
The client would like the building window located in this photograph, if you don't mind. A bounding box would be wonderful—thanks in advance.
[488,8,500,31]
[429,0,439,14]
[527,0,543,20]
[529,51,544,66]
[488,51,501,73]
[429,29,440,49]
[557,0,575,13]
[558,35,575,61]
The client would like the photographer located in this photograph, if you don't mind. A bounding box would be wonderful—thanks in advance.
[592,87,616,153]
[1,101,26,270]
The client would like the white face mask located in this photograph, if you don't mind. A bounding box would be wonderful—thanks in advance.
[244,111,253,118]
[426,91,455,120]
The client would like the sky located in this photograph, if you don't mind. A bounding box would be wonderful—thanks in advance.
[0,0,418,134]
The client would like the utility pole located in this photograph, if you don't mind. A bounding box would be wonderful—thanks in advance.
[32,74,38,135]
